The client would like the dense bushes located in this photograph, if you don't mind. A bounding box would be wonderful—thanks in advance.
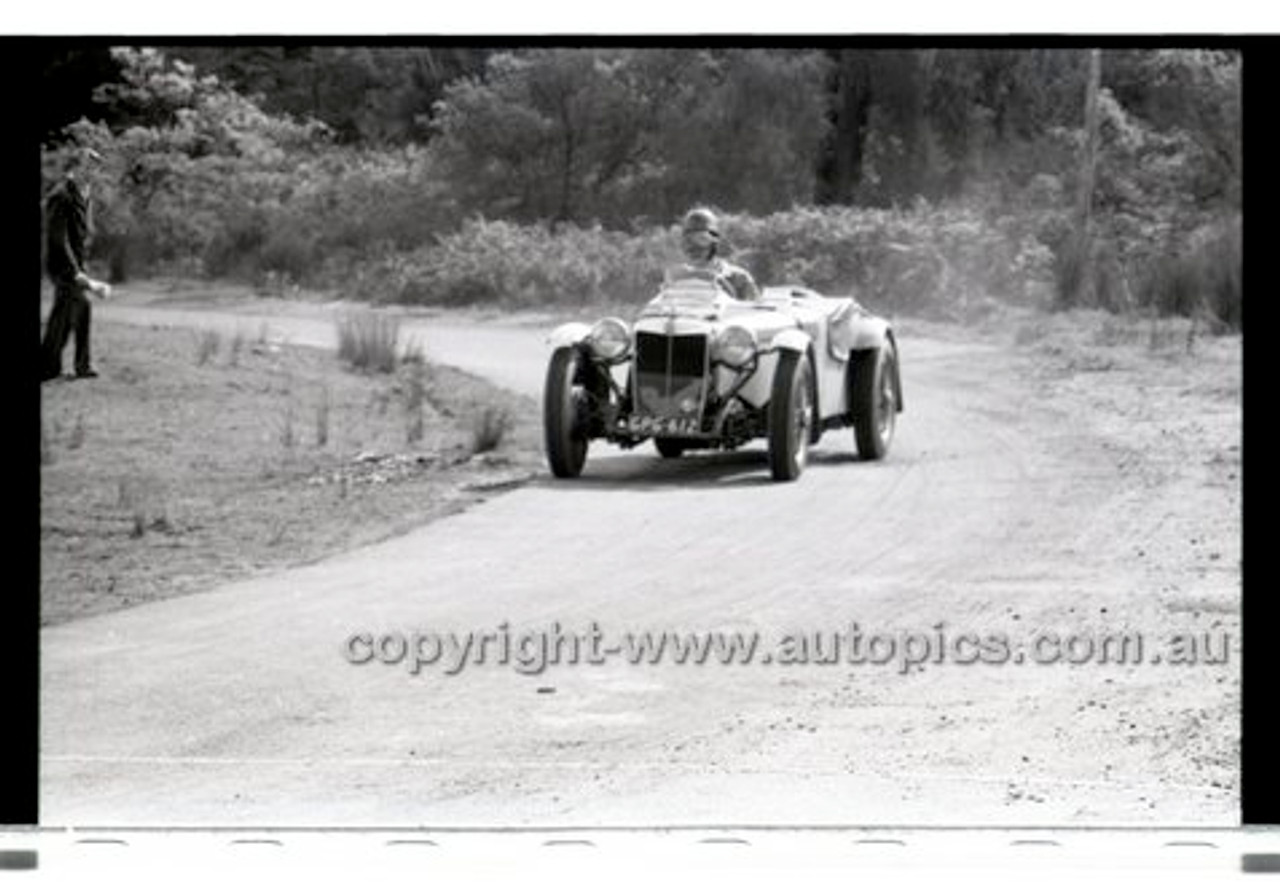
[342,202,1235,328]
[342,206,1057,316]
[352,219,674,307]
[1135,214,1241,329]
[196,146,453,287]
[724,204,1055,313]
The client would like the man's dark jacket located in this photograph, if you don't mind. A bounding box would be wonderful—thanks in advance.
[45,178,90,286]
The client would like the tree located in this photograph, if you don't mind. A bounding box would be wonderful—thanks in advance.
[431,48,831,226]
[662,49,832,216]
[37,47,124,142]
[1057,49,1102,309]
[164,46,492,145]
[57,47,329,278]
[816,49,1097,207]
[816,50,872,205]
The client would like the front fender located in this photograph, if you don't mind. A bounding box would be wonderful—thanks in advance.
[547,322,591,349]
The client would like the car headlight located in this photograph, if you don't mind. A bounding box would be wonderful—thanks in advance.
[586,317,631,361]
[713,325,757,368]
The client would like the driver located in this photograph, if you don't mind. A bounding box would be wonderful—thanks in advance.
[675,207,760,301]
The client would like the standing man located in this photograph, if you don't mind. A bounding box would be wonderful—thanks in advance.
[675,206,761,301]
[42,145,111,382]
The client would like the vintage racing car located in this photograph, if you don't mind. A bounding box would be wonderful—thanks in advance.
[543,268,903,481]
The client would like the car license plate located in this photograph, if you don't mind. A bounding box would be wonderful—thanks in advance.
[627,415,699,437]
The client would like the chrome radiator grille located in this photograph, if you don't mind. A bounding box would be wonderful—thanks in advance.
[633,332,709,419]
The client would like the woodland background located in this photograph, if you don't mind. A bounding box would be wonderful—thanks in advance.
[39,45,1241,327]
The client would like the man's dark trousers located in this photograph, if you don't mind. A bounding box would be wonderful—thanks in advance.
[42,281,93,379]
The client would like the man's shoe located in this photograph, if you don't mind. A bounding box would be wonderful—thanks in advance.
[73,369,99,379]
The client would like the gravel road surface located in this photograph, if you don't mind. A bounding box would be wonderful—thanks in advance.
[41,296,1240,827]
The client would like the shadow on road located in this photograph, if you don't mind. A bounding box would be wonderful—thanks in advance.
[529,445,867,492]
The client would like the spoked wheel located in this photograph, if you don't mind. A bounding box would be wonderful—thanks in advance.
[543,346,589,478]
[768,350,814,481]
[851,344,898,461]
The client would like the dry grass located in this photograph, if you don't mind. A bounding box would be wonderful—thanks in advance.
[228,328,246,367]
[41,419,53,466]
[403,367,427,445]
[67,413,86,451]
[40,319,541,626]
[337,310,401,373]
[470,405,513,454]
[315,387,331,447]
[194,328,221,366]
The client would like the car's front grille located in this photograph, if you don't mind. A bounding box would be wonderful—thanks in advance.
[635,333,707,376]
[634,332,708,419]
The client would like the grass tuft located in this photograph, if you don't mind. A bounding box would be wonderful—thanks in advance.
[403,367,428,445]
[67,413,86,450]
[280,403,296,450]
[315,388,331,448]
[228,329,246,367]
[337,311,401,374]
[195,329,221,366]
[401,336,427,368]
[470,405,513,455]
[41,419,54,466]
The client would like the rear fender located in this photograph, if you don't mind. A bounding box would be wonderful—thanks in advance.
[770,329,812,356]
[839,316,890,350]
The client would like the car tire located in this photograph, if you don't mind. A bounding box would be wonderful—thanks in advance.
[544,346,589,478]
[654,438,686,459]
[851,344,897,461]
[768,350,813,481]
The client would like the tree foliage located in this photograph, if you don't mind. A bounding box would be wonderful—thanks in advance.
[162,46,491,145]
[41,44,1242,327]
[52,47,330,278]
[430,48,832,224]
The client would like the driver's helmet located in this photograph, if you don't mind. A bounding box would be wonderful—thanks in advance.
[681,207,721,259]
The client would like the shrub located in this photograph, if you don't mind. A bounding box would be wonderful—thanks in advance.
[258,229,315,283]
[1133,214,1240,330]
[727,203,1049,315]
[360,218,673,307]
[1196,215,1241,330]
[202,214,269,279]
[348,205,1064,317]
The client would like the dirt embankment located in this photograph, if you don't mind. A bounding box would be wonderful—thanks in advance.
[40,316,542,626]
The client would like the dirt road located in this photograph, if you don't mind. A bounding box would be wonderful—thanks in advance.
[41,292,1241,827]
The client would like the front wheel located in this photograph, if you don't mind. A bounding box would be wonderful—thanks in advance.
[850,344,897,460]
[768,350,813,481]
[543,346,589,478]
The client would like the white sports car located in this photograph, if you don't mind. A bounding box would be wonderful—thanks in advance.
[543,268,903,481]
